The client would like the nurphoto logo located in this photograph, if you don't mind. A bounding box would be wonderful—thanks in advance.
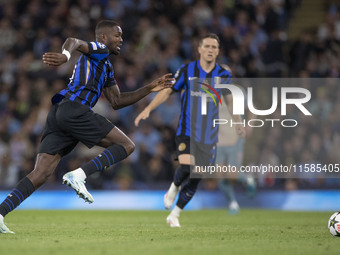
[197,78,312,128]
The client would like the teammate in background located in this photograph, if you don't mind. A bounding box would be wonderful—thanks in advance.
[215,76,256,214]
[0,20,173,234]
[135,34,245,227]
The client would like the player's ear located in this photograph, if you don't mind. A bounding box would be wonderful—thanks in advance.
[103,34,109,44]
[98,33,107,44]
[198,45,202,55]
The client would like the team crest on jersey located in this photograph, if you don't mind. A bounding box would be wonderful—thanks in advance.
[178,143,186,151]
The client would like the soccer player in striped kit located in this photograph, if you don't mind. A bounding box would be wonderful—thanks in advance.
[0,20,173,234]
[135,33,245,227]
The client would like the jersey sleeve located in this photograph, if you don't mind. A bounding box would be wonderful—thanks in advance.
[220,69,232,84]
[172,65,186,92]
[104,63,117,88]
[86,41,110,61]
[220,69,232,96]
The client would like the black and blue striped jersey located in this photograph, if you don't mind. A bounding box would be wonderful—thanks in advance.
[52,41,117,108]
[172,60,232,144]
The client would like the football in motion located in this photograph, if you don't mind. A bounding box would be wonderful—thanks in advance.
[328,212,340,237]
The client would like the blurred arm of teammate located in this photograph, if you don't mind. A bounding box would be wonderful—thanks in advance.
[134,87,174,127]
[226,93,246,138]
[42,38,89,66]
[103,74,174,111]
[220,64,246,137]
[245,110,256,137]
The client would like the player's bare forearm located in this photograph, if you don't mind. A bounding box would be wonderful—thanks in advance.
[42,38,89,66]
[146,88,173,112]
[225,93,246,138]
[133,88,173,126]
[103,74,174,110]
[108,86,157,110]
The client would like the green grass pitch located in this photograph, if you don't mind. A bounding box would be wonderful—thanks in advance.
[0,209,337,255]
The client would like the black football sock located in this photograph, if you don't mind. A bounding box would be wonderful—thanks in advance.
[176,178,201,209]
[0,177,35,217]
[82,144,128,177]
[173,165,193,186]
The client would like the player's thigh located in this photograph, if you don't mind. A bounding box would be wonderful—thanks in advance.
[178,154,195,165]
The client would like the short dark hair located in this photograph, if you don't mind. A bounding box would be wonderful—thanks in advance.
[198,33,220,47]
[95,20,120,33]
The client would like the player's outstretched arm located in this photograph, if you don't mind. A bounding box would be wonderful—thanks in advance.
[103,73,174,111]
[42,38,89,66]
[134,87,173,126]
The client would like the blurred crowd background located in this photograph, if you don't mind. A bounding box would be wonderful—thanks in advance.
[0,0,340,192]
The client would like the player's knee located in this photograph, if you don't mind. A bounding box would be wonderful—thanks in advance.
[112,140,135,155]
[116,135,135,155]
[105,137,135,155]
[123,140,135,155]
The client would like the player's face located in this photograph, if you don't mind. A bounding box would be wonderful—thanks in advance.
[198,38,219,64]
[106,26,123,55]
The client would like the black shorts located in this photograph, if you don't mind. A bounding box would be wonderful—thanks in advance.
[38,99,115,156]
[175,135,216,166]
